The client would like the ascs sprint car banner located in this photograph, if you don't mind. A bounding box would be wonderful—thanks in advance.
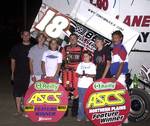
[30,3,111,52]
[70,0,139,53]
[43,0,150,51]
[31,1,139,53]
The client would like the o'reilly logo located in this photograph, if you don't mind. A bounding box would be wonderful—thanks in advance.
[93,82,116,90]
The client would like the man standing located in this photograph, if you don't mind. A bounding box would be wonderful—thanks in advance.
[110,30,128,86]
[110,30,129,124]
[61,33,84,117]
[10,30,32,115]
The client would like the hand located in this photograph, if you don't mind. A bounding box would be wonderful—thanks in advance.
[110,77,117,83]
[78,75,83,78]
[41,74,46,79]
[85,74,89,77]
[31,76,36,82]
[46,76,54,80]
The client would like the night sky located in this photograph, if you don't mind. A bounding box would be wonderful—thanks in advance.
[0,0,42,59]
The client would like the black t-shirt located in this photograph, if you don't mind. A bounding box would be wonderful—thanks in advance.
[94,46,111,79]
[10,43,32,77]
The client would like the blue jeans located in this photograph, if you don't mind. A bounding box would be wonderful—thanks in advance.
[77,87,87,120]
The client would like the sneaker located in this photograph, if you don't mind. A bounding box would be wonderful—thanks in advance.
[22,113,28,118]
[13,112,22,116]
[86,118,90,122]
[77,118,82,122]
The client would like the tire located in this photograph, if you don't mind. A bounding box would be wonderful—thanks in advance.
[129,88,150,122]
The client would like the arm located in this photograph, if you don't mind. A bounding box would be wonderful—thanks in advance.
[77,73,95,78]
[77,74,83,78]
[85,74,96,78]
[60,47,66,60]
[93,51,97,69]
[11,59,15,80]
[111,62,124,82]
[29,58,36,82]
[54,63,61,77]
[111,46,127,82]
[41,51,47,78]
[29,58,34,75]
[102,60,111,78]
[76,73,96,78]
[41,61,46,76]
[115,62,124,79]
[84,64,96,78]
[54,53,62,78]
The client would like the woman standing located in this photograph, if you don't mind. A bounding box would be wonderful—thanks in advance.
[41,38,62,82]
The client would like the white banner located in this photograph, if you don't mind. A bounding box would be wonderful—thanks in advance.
[30,3,112,52]
[70,0,139,53]
[43,0,150,51]
[40,0,149,74]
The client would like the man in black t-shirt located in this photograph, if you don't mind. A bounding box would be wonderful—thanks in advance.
[10,30,32,115]
[94,37,111,80]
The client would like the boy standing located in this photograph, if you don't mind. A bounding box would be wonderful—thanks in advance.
[76,51,96,121]
[28,33,48,86]
[94,37,111,80]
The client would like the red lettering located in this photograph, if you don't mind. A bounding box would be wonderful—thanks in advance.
[123,15,150,27]
[131,16,143,27]
[123,16,131,26]
[142,16,150,27]
[97,0,109,11]
[90,0,109,10]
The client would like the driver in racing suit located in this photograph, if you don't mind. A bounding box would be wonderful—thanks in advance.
[61,33,84,117]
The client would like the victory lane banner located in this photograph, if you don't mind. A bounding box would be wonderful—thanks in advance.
[24,79,68,122]
[84,78,130,126]
[30,3,111,52]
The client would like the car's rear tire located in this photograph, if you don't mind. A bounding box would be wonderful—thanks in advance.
[129,88,150,122]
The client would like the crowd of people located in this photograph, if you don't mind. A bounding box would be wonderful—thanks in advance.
[10,30,128,123]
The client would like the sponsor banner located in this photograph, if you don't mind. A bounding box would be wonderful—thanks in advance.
[118,0,150,51]
[70,20,111,52]
[42,0,119,17]
[43,0,150,51]
[30,3,111,52]
[70,0,139,53]
[31,2,139,53]
[89,0,150,51]
[30,3,70,39]
[84,78,130,126]
[24,79,68,122]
